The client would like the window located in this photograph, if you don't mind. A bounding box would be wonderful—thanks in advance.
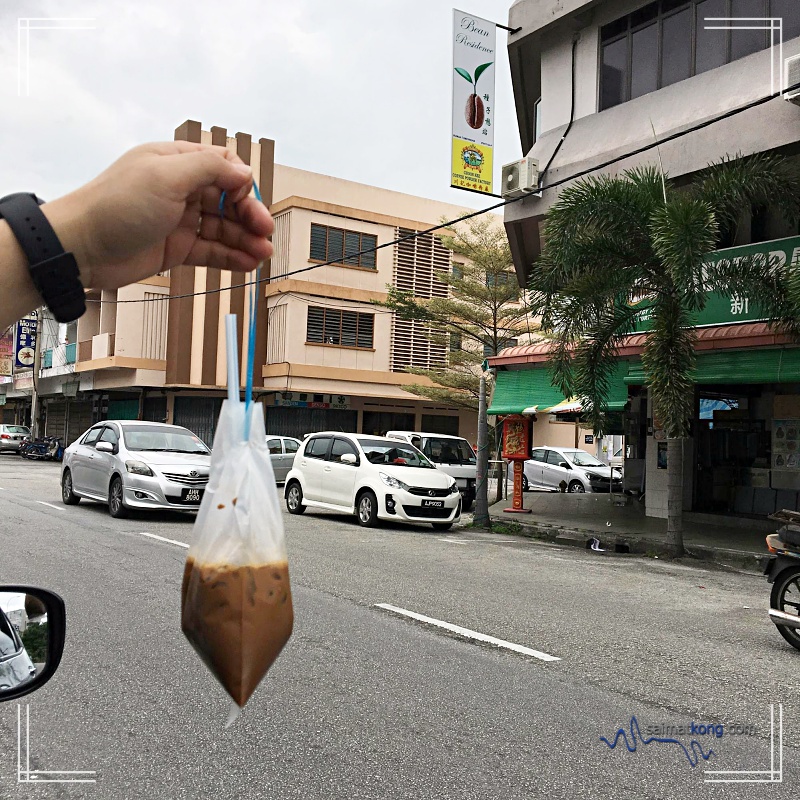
[305,436,331,459]
[546,449,565,466]
[330,438,359,464]
[600,0,786,111]
[122,425,209,453]
[284,439,300,454]
[0,611,21,658]
[309,223,377,269]
[82,427,103,446]
[531,448,546,462]
[306,307,374,349]
[267,438,282,454]
[99,427,118,445]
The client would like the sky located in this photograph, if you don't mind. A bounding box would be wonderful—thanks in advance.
[0,0,522,210]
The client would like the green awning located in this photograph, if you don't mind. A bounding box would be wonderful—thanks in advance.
[624,347,800,385]
[488,363,629,415]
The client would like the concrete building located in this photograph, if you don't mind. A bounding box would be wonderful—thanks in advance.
[2,120,522,446]
[489,0,800,520]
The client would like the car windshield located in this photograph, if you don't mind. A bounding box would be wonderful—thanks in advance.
[122,425,210,454]
[422,437,476,465]
[357,439,434,468]
[564,450,605,468]
[6,426,29,434]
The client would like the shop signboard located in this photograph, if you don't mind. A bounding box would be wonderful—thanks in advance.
[451,9,495,195]
[633,235,800,332]
[0,329,13,378]
[272,393,350,410]
[14,313,38,369]
[772,419,800,471]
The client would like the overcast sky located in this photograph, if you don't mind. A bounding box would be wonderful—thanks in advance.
[0,0,521,211]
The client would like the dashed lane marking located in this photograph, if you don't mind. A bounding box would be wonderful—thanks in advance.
[37,501,64,512]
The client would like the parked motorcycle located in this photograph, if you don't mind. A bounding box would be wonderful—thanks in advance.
[20,436,64,462]
[765,508,800,651]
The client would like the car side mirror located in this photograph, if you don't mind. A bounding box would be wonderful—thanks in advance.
[340,453,358,465]
[95,441,114,454]
[559,461,570,469]
[0,587,66,702]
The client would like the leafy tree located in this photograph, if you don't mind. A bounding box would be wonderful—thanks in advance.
[376,216,537,412]
[528,154,800,555]
[21,623,48,663]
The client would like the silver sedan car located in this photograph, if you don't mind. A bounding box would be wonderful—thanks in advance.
[61,421,211,518]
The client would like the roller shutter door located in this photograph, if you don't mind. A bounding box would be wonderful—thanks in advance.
[173,396,223,446]
[65,401,94,445]
[264,407,357,439]
[45,402,67,440]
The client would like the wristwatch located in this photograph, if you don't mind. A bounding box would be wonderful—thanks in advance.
[0,192,86,322]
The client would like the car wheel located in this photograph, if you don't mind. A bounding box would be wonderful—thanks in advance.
[286,482,306,515]
[356,490,379,527]
[61,469,80,505]
[432,522,453,531]
[522,474,530,492]
[108,476,128,518]
[568,480,585,493]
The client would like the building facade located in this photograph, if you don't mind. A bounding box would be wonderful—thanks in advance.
[489,0,800,520]
[2,120,520,446]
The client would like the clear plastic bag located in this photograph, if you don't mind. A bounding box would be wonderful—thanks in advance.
[182,303,293,722]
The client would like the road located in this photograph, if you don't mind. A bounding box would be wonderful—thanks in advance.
[0,457,797,798]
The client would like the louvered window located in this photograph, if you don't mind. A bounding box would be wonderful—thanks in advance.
[309,223,377,269]
[306,306,374,349]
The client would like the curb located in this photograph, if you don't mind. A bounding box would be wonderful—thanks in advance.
[487,514,769,573]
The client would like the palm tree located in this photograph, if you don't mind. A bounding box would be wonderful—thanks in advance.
[528,154,800,555]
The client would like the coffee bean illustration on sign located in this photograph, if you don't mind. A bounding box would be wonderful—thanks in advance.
[455,62,493,129]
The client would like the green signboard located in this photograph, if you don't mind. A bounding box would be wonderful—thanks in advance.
[633,235,800,332]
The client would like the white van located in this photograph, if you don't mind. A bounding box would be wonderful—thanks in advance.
[385,431,477,511]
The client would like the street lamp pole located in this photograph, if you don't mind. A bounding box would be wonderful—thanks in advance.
[473,371,490,528]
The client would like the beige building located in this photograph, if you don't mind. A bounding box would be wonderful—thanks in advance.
[4,120,509,445]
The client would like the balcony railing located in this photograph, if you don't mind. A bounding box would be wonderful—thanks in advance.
[65,343,76,364]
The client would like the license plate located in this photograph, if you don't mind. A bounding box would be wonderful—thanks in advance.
[422,499,444,508]
[181,488,204,504]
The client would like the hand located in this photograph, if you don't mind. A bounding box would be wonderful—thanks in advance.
[43,141,274,290]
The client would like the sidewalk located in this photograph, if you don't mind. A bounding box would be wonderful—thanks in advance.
[487,489,774,573]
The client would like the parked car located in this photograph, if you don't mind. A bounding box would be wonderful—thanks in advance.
[61,421,211,518]
[0,604,36,692]
[523,446,623,493]
[0,424,31,453]
[609,446,624,471]
[284,432,461,530]
[266,436,302,482]
[384,431,477,511]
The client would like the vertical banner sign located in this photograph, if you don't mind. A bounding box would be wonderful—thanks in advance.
[14,314,37,369]
[451,9,496,194]
[0,330,13,377]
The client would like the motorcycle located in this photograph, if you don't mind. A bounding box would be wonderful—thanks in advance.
[765,508,800,651]
[20,435,64,462]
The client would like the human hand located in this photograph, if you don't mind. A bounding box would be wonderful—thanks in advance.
[43,141,274,290]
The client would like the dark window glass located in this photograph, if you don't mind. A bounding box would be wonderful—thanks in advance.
[695,0,728,74]
[344,231,360,266]
[330,438,358,463]
[731,0,767,59]
[601,17,628,41]
[267,438,282,454]
[310,224,327,260]
[82,427,102,446]
[631,23,659,97]
[662,0,691,12]
[772,0,800,41]
[546,449,565,465]
[601,37,629,109]
[356,313,374,348]
[632,1,659,27]
[99,427,118,444]
[340,310,358,347]
[531,449,546,462]
[361,234,377,268]
[323,310,341,345]
[306,307,324,343]
[305,436,331,459]
[327,228,344,264]
[284,439,300,454]
[662,8,692,86]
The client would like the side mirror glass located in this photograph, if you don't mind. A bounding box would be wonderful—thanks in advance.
[95,441,114,453]
[0,587,66,702]
[340,453,357,465]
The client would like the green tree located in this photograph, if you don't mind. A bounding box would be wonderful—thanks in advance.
[528,154,800,555]
[376,216,537,412]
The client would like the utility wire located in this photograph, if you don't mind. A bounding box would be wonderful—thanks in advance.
[88,79,800,306]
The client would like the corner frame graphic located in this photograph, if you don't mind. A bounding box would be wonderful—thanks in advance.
[17,704,96,784]
[704,704,783,784]
[17,17,96,97]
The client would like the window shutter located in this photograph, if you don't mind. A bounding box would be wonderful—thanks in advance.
[307,307,325,343]
[310,224,327,261]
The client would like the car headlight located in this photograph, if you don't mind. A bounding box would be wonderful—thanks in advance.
[126,460,154,477]
[585,472,600,481]
[379,472,409,491]
[448,482,460,495]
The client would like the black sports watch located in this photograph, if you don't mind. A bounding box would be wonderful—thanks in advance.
[0,192,86,323]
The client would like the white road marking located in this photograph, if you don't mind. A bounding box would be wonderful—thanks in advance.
[134,531,189,549]
[37,502,64,512]
[438,538,468,545]
[375,603,561,662]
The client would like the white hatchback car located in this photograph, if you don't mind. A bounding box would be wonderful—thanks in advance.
[284,433,461,530]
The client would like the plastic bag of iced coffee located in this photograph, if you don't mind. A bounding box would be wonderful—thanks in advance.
[181,394,293,720]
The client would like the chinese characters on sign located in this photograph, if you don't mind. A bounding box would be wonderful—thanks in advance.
[14,313,37,369]
[0,330,13,379]
[451,9,495,194]
[730,295,749,316]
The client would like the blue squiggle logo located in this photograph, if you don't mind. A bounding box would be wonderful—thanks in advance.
[600,716,716,768]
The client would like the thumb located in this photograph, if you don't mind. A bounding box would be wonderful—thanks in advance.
[161,149,253,199]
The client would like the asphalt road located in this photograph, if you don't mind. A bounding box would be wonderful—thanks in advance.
[0,458,797,799]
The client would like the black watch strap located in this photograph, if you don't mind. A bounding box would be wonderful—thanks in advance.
[0,192,86,323]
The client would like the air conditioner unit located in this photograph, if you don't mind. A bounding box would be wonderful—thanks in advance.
[501,157,539,199]
[785,54,800,104]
